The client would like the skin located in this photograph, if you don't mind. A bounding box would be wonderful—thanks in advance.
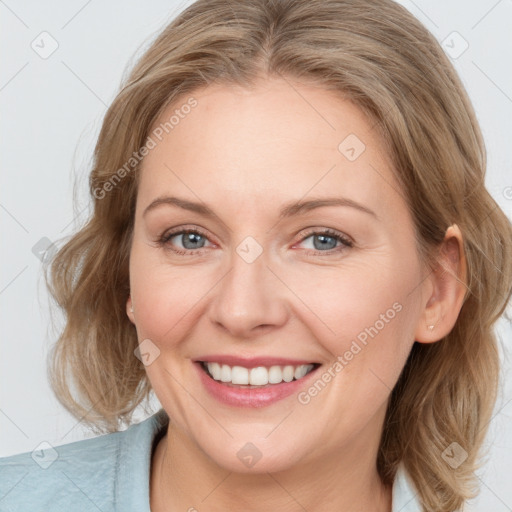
[126,76,467,512]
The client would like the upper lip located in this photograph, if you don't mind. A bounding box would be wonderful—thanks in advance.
[195,355,318,368]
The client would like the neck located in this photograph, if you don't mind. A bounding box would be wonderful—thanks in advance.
[150,419,392,512]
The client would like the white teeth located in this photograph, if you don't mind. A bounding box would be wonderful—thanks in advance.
[220,364,231,383]
[209,362,221,380]
[294,365,308,380]
[205,362,315,386]
[231,366,249,385]
[268,365,282,384]
[282,366,294,382]
[249,366,268,385]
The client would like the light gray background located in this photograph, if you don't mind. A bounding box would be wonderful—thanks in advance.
[1,0,511,510]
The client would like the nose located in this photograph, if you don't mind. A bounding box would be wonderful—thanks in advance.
[208,247,289,339]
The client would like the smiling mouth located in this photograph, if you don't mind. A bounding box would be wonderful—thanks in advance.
[199,361,320,387]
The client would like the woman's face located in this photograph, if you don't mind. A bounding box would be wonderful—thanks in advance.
[127,76,431,473]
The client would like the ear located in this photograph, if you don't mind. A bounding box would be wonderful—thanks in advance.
[414,224,468,344]
[126,295,136,324]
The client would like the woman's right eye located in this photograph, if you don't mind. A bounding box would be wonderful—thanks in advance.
[158,228,215,256]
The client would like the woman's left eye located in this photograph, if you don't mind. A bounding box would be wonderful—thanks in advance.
[157,227,353,256]
[295,229,353,254]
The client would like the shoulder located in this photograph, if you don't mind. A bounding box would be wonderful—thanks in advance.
[0,431,122,512]
[0,409,168,512]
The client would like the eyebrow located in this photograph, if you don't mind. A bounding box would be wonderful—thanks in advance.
[142,195,377,220]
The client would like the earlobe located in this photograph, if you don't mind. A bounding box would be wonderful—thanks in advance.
[127,296,136,324]
[415,224,468,344]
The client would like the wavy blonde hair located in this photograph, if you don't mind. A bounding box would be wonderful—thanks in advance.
[44,0,512,510]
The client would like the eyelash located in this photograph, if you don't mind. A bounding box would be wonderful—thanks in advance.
[157,227,354,257]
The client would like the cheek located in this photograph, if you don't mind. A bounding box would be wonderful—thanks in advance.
[286,259,419,347]
[285,260,422,406]
[128,248,215,344]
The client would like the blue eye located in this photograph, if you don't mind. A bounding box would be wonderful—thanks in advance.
[297,229,353,254]
[159,229,212,255]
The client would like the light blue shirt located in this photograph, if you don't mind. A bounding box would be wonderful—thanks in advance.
[0,410,421,511]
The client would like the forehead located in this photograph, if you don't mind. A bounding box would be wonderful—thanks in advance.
[137,77,403,219]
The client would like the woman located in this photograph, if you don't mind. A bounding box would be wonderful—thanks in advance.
[1,0,511,510]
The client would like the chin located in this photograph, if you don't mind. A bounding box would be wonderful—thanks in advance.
[196,433,308,475]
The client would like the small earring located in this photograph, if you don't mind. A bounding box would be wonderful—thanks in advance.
[427,324,434,331]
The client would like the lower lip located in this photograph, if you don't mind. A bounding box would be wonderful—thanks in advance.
[194,362,320,408]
